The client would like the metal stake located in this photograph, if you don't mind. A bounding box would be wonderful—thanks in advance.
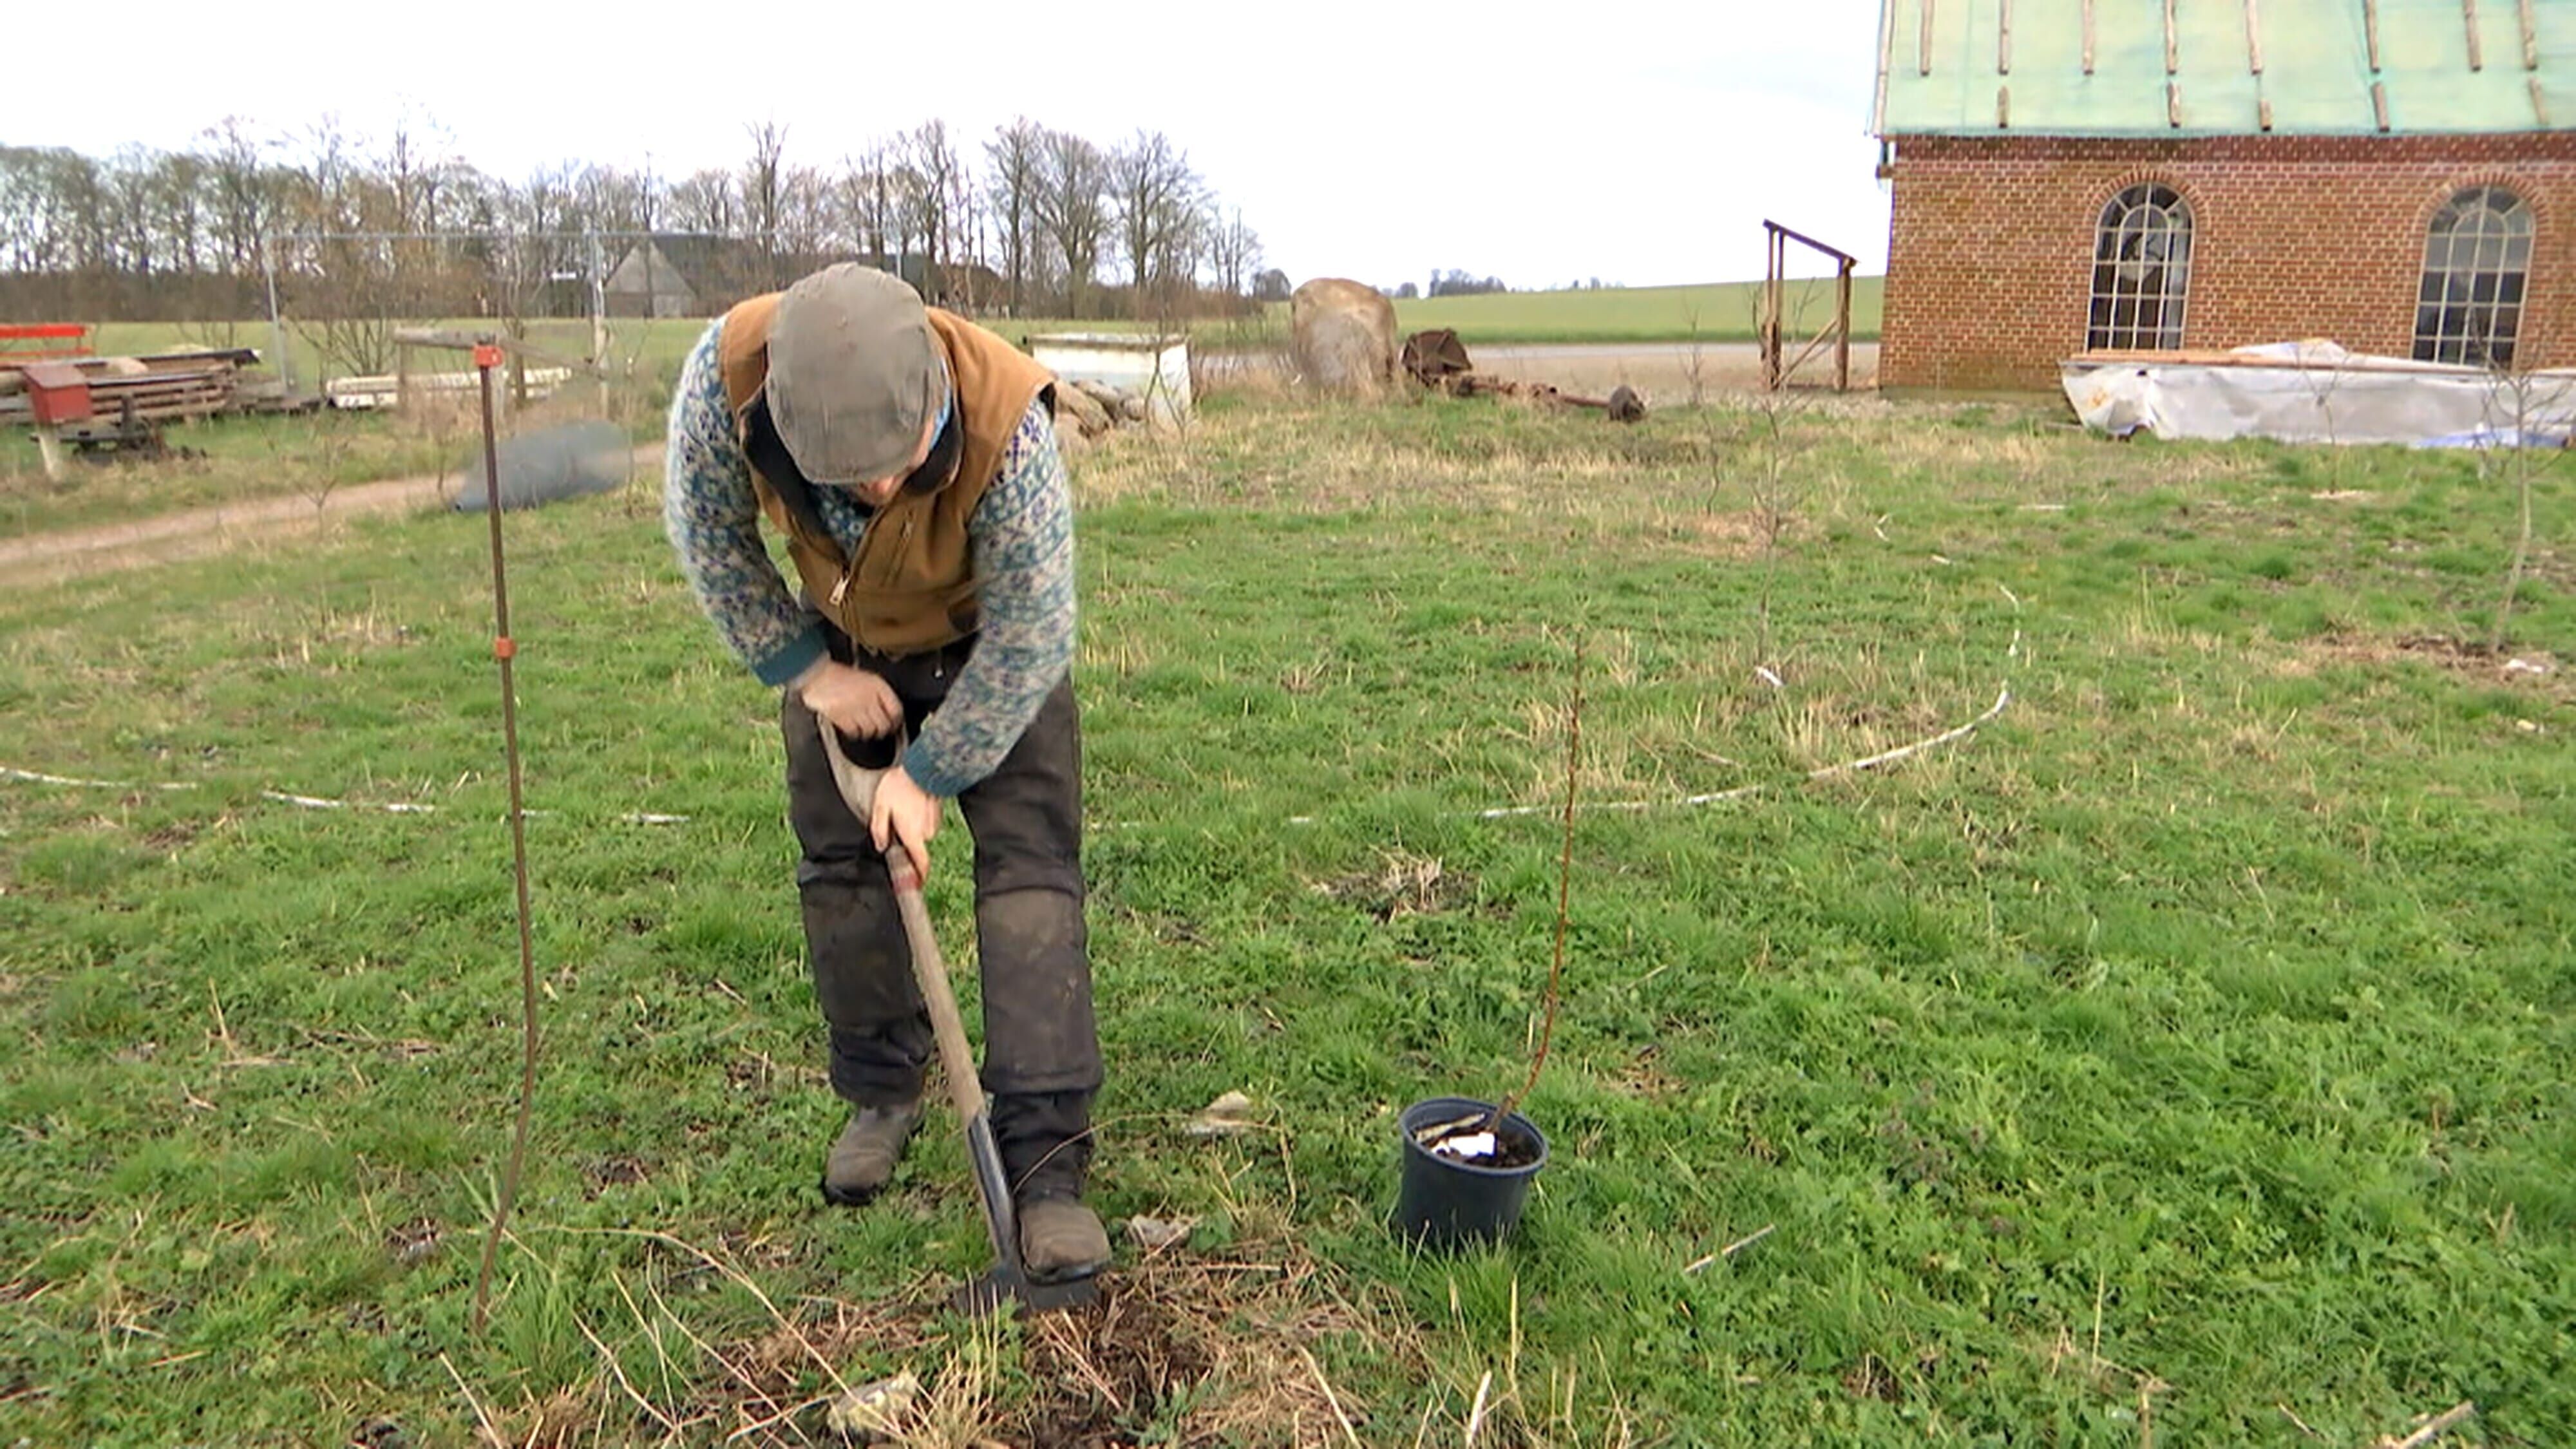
[466,341,541,1336]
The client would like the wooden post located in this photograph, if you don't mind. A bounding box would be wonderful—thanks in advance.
[2083,0,2096,73]
[2365,0,2383,71]
[2464,0,2484,70]
[2170,80,2185,127]
[2246,0,2265,71]
[2373,79,2392,130]
[1836,260,1853,393]
[1919,0,1935,75]
[1999,0,2012,71]
[2521,0,2539,68]
[395,339,413,413]
[2164,0,2179,72]
[1999,84,2012,128]
[589,232,611,419]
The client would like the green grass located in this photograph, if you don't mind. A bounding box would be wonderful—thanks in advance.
[1,409,466,540]
[1,396,2570,1445]
[1396,278,1886,345]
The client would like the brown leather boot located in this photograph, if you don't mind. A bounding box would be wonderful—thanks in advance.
[820,1103,922,1206]
[1018,1197,1111,1282]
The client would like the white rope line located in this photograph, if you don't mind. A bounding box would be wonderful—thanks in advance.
[1465,683,2010,821]
[4,766,196,791]
[11,599,2023,837]
[4,767,687,825]
[1283,591,2024,828]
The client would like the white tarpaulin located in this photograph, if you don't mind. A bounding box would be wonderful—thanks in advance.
[2061,341,2576,446]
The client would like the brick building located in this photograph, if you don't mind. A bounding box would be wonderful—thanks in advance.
[1872,0,2576,392]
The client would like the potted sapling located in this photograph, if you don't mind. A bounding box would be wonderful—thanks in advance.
[1392,667,1582,1249]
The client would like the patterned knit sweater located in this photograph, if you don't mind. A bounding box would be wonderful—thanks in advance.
[661,323,1076,798]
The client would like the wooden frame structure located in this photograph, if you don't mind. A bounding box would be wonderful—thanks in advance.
[1759,220,1861,392]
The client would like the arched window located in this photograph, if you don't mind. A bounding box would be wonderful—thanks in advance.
[2416,186,2532,368]
[2088,184,2193,352]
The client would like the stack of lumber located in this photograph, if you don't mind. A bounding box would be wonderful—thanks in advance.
[0,348,259,427]
[325,365,573,410]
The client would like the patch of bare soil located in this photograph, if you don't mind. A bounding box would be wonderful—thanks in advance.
[1314,850,1475,921]
[2282,635,2571,716]
[1021,1251,1379,1449]
[556,1243,1390,1449]
[1024,1283,1218,1446]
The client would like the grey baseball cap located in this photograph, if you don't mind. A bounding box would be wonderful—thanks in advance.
[764,263,944,484]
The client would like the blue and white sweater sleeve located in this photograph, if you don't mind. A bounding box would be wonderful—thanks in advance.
[903,399,1077,797]
[662,323,830,687]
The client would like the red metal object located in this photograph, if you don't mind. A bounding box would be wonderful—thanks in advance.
[0,323,95,361]
[21,363,95,425]
[473,344,504,370]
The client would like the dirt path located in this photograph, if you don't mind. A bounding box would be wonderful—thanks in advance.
[1197,340,1881,397]
[0,444,661,591]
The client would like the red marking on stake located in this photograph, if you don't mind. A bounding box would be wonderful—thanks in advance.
[493,636,516,660]
[473,344,503,370]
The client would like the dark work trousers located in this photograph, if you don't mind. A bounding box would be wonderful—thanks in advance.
[780,626,1101,1202]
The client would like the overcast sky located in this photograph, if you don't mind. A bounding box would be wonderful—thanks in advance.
[11,0,1897,289]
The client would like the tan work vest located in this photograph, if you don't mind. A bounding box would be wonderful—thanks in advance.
[717,296,1054,656]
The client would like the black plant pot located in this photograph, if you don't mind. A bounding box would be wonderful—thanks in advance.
[1392,1096,1549,1249]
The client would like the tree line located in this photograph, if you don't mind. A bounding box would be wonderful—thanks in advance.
[0,115,1291,334]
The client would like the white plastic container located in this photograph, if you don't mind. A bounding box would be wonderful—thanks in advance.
[1026,333,1192,428]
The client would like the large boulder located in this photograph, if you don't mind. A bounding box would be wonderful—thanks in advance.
[1291,278,1399,396]
[1052,381,1112,439]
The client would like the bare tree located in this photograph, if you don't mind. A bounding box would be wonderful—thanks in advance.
[1034,129,1109,318]
[283,115,405,379]
[1110,129,1202,317]
[842,142,903,261]
[667,167,737,235]
[901,120,967,301]
[743,121,789,279]
[983,118,1045,315]
[1202,205,1260,299]
[0,111,1269,332]
[200,118,279,280]
[775,164,833,264]
[2483,364,2570,652]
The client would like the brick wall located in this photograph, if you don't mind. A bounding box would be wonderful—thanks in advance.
[1879,133,2576,392]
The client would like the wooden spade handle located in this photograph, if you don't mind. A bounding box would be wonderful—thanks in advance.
[886,846,986,1124]
[815,717,984,1123]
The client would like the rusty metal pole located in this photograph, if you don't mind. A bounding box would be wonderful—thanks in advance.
[467,339,541,1337]
[1763,228,1786,391]
[1837,259,1855,392]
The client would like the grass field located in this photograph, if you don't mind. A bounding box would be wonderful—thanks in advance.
[1396,279,1886,345]
[2,392,2570,1445]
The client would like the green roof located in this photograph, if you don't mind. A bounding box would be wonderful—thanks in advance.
[1874,0,2575,137]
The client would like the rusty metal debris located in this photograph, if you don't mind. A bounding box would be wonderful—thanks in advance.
[1759,219,1859,392]
[1401,328,1475,387]
[1400,330,1647,423]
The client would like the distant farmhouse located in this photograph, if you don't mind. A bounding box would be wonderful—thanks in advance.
[602,236,1000,318]
[1872,0,2575,390]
